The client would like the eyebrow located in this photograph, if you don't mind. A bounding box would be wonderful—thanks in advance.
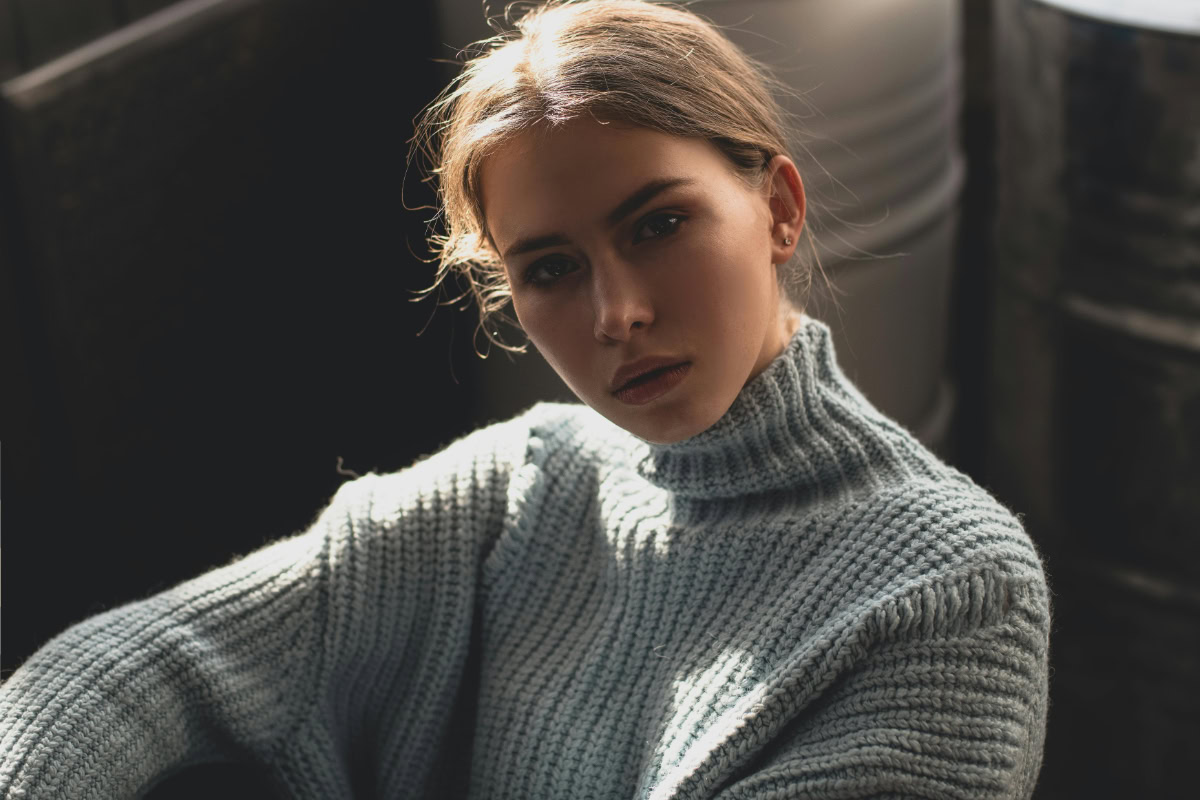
[502,177,695,259]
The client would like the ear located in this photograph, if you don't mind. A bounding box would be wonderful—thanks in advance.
[763,154,806,265]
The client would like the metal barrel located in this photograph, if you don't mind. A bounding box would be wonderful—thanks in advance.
[990,1,1200,796]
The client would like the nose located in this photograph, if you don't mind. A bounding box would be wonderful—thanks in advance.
[591,258,655,343]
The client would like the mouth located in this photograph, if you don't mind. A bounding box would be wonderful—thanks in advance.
[613,361,692,406]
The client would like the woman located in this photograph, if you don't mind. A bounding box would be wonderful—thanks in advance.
[0,1,1050,797]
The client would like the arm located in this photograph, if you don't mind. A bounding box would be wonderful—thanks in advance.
[0,419,527,799]
[716,567,1051,800]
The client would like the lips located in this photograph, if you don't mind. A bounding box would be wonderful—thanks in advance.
[611,358,692,406]
[611,356,689,393]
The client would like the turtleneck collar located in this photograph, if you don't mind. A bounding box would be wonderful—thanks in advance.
[635,316,928,504]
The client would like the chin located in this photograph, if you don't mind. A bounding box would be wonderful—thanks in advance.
[586,376,733,444]
[615,407,717,445]
[634,429,687,446]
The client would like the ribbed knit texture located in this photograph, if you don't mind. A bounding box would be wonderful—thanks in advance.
[0,317,1050,799]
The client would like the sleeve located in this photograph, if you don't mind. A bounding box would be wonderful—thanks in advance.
[0,417,529,800]
[716,564,1051,800]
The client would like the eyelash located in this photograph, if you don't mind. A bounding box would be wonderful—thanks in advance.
[522,211,687,286]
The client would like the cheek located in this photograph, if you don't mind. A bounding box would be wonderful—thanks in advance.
[672,230,773,319]
[513,291,566,340]
[511,291,590,372]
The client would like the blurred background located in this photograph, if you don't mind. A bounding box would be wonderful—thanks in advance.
[1,0,1197,797]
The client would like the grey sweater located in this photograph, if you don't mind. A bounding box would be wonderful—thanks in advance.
[0,318,1050,798]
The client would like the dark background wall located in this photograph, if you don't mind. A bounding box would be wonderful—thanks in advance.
[0,0,487,682]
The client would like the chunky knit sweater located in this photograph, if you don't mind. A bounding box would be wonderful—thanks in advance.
[0,318,1050,799]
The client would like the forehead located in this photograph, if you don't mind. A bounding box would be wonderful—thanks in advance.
[480,120,737,248]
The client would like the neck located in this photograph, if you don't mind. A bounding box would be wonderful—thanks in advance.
[747,301,804,387]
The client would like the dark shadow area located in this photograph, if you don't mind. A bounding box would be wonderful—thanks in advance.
[1,0,483,677]
[142,761,282,800]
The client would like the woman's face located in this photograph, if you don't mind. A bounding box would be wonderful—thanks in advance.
[480,120,804,444]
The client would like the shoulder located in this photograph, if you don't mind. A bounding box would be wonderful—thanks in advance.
[505,401,638,472]
[860,468,1038,563]
[826,468,1050,643]
[324,402,619,520]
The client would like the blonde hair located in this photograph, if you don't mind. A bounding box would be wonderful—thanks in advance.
[410,0,821,349]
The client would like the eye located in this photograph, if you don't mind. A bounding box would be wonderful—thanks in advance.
[523,255,579,286]
[633,212,685,244]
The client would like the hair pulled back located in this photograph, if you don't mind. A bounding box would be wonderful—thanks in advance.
[411,0,813,348]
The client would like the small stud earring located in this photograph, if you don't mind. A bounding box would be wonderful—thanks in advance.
[783,237,793,246]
